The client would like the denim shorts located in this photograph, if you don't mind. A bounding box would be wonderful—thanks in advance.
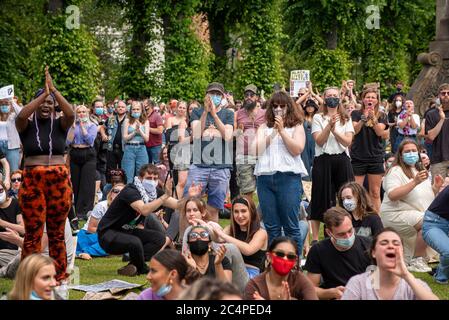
[184,164,230,209]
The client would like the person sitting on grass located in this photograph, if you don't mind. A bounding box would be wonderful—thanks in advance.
[76,183,125,260]
[244,236,318,300]
[137,249,199,300]
[342,228,438,300]
[8,254,57,300]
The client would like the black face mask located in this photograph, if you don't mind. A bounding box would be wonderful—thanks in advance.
[189,240,209,256]
[243,99,256,111]
[325,97,340,108]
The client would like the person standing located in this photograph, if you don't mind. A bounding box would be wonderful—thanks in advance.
[103,100,127,175]
[0,97,22,172]
[15,66,74,282]
[67,105,98,220]
[425,83,449,181]
[145,100,164,164]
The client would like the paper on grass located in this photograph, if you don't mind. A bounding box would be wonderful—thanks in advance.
[68,279,143,293]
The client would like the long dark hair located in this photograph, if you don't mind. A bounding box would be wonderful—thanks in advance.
[337,182,378,219]
[230,195,260,242]
[152,249,199,284]
[266,90,303,128]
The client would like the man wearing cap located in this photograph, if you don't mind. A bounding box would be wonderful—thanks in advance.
[235,84,266,197]
[184,82,234,221]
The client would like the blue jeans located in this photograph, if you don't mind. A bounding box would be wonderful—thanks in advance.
[0,140,20,172]
[257,171,304,254]
[122,145,149,183]
[422,210,449,283]
[147,145,161,164]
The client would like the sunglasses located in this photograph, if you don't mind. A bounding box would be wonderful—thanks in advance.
[273,104,287,109]
[272,250,297,260]
[188,231,210,241]
[11,178,22,182]
[111,188,121,194]
[110,170,124,176]
[244,92,255,98]
[440,91,449,96]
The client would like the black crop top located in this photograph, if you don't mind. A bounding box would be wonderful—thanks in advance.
[19,117,69,157]
[234,228,266,271]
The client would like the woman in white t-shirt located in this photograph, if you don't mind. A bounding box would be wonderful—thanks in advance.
[76,183,125,260]
[380,139,443,272]
[309,87,355,243]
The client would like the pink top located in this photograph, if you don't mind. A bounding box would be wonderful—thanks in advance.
[236,108,266,156]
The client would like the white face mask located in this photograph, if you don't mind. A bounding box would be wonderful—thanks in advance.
[0,192,6,204]
[395,101,402,108]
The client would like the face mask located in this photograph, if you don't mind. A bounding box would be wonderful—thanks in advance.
[331,231,355,249]
[80,117,88,123]
[107,107,114,114]
[325,97,340,108]
[142,179,157,193]
[343,198,357,212]
[403,151,419,166]
[220,98,228,108]
[132,112,141,119]
[156,280,172,297]
[189,240,210,256]
[270,254,296,276]
[95,107,104,116]
[395,101,402,108]
[386,161,393,169]
[210,95,222,107]
[0,105,9,113]
[0,192,6,204]
[126,104,131,112]
[273,108,286,117]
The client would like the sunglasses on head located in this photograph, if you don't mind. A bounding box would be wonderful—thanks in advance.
[272,250,297,260]
[110,170,123,176]
[188,231,210,241]
[11,178,22,182]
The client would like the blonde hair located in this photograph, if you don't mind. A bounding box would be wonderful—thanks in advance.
[8,254,55,300]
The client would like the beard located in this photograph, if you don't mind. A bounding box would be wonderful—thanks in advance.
[243,99,256,111]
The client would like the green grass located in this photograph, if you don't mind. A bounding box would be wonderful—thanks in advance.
[1,219,448,299]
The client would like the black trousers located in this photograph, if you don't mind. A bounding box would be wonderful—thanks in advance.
[99,228,165,273]
[310,152,354,222]
[70,147,97,219]
[106,147,123,181]
[144,211,180,242]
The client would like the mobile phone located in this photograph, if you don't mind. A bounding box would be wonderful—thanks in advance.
[415,158,425,171]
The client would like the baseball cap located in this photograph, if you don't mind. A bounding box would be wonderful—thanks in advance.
[206,82,225,95]
[244,84,258,95]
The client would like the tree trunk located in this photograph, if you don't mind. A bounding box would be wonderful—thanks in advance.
[326,25,338,50]
[208,13,226,58]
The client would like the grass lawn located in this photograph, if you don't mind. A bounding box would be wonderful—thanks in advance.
[1,219,448,299]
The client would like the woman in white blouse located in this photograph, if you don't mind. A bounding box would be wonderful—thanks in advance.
[309,87,355,243]
[252,90,307,255]
[381,139,443,272]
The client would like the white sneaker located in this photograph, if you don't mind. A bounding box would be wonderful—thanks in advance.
[407,257,431,273]
[415,257,432,272]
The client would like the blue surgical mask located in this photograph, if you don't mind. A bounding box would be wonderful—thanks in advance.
[30,291,43,300]
[156,283,172,297]
[332,231,355,249]
[107,107,114,114]
[131,112,141,119]
[80,117,88,123]
[0,105,9,113]
[342,199,357,212]
[211,95,222,107]
[403,152,419,166]
[95,107,104,116]
[126,104,131,112]
[142,179,157,193]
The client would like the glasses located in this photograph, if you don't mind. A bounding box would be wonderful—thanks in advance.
[273,104,287,109]
[440,91,449,96]
[188,231,210,241]
[111,188,121,194]
[272,250,297,260]
[244,92,255,98]
[11,178,22,183]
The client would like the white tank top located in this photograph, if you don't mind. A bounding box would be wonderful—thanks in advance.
[254,125,308,176]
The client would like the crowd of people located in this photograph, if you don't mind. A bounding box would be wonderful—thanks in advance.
[1,66,449,301]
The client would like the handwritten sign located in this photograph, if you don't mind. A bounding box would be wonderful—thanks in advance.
[0,85,14,100]
[289,70,310,97]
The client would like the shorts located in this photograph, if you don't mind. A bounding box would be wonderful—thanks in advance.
[183,164,231,210]
[236,163,256,194]
[351,159,385,176]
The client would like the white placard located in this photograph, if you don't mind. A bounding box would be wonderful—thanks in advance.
[0,85,14,100]
[289,70,309,97]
